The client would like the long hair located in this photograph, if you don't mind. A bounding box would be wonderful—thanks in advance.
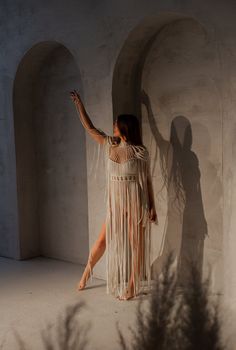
[116,114,144,146]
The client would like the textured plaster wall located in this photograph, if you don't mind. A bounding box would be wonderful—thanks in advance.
[0,0,236,306]
[141,18,223,292]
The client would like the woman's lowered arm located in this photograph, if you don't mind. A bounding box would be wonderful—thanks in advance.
[70,89,107,145]
[146,158,158,223]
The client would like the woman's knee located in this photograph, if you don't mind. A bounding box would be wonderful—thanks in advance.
[97,222,106,248]
[98,236,106,249]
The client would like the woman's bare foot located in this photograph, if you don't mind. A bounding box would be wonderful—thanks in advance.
[76,251,94,291]
[77,277,87,291]
[76,265,91,291]
[117,281,135,300]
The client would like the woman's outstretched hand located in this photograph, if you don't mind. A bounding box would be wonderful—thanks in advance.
[70,89,82,106]
[149,206,158,224]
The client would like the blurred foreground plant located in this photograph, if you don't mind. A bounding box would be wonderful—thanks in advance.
[117,251,226,350]
[13,300,91,350]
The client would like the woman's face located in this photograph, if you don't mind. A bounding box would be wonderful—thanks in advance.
[113,119,121,137]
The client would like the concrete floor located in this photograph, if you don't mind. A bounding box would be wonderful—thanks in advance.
[0,256,153,350]
[1,256,236,350]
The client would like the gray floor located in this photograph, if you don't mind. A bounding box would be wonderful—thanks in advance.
[1,256,236,350]
[0,256,153,350]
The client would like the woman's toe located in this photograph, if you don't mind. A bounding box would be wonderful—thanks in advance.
[76,281,85,291]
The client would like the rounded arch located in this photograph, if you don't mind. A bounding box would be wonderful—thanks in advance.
[13,41,89,264]
[112,14,222,293]
[112,13,208,122]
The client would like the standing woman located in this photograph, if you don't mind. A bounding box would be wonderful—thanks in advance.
[70,90,158,300]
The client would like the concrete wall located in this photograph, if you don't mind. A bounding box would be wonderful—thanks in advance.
[141,18,223,291]
[0,0,236,306]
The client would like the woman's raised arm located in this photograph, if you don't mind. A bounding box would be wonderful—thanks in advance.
[70,89,107,145]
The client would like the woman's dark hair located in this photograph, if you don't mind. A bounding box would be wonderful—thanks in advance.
[116,114,144,146]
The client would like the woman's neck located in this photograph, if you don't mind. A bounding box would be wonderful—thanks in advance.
[119,138,127,146]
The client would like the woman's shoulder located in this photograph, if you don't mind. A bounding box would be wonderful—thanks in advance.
[105,135,120,146]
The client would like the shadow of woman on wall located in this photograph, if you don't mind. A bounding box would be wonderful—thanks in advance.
[141,89,208,288]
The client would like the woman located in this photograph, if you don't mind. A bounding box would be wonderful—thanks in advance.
[70,89,158,300]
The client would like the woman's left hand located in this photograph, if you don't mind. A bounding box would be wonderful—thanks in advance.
[149,206,158,224]
[70,89,82,106]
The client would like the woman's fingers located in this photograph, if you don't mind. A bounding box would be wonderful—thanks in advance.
[149,208,158,223]
[69,90,81,103]
[69,90,80,97]
[149,209,154,221]
[73,89,80,99]
[70,91,76,98]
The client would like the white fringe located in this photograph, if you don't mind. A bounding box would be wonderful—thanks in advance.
[87,137,154,298]
[103,138,153,298]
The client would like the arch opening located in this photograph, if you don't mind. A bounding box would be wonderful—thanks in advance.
[13,41,89,264]
[112,14,223,294]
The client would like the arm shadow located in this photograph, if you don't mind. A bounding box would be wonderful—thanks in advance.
[141,90,211,287]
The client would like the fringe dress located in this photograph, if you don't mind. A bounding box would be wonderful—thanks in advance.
[102,136,153,298]
[73,102,155,299]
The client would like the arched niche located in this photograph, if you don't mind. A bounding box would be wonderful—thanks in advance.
[112,14,223,294]
[13,41,89,265]
[112,13,192,120]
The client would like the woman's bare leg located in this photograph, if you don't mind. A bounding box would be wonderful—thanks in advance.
[77,221,106,291]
